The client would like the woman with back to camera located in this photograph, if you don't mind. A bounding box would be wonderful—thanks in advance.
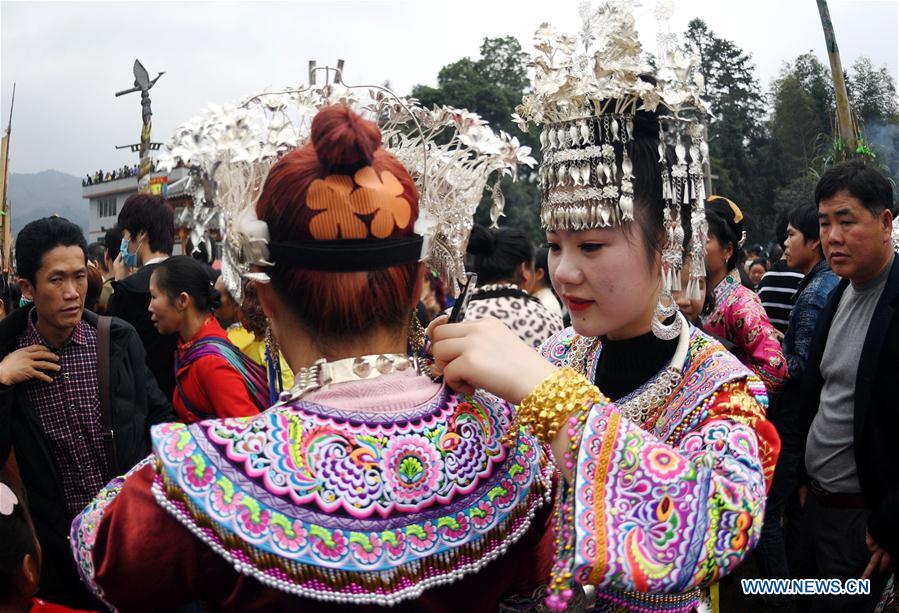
[525,246,565,320]
[462,224,563,348]
[149,255,268,422]
[430,4,781,610]
[70,104,554,611]
[702,196,787,392]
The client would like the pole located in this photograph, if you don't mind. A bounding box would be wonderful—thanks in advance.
[0,83,15,275]
[816,0,857,158]
[116,60,163,189]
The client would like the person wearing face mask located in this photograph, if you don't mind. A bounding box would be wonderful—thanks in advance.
[430,6,780,610]
[107,194,179,399]
[69,104,555,611]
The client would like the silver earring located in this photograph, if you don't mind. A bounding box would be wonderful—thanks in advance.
[651,291,682,340]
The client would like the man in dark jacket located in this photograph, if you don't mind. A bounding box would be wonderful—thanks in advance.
[798,160,898,611]
[0,217,174,607]
[108,193,178,399]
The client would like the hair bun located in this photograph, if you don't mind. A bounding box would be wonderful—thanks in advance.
[311,104,382,168]
[467,224,497,256]
[207,285,223,311]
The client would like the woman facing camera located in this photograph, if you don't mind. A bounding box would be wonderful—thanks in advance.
[70,105,554,611]
[431,5,780,610]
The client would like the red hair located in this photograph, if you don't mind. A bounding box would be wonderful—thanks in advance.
[256,104,420,341]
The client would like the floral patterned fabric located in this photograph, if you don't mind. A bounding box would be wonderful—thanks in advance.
[69,455,156,609]
[540,326,780,612]
[702,270,788,392]
[69,386,554,607]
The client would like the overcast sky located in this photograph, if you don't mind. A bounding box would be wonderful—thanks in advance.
[1,0,897,177]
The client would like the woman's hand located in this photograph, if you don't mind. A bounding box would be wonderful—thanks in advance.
[429,315,556,404]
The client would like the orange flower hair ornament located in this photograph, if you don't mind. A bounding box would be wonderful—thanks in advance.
[307,167,412,240]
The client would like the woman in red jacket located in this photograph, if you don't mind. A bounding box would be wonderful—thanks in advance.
[148,256,267,422]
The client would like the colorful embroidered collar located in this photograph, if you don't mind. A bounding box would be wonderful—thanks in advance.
[150,388,552,605]
[712,269,742,308]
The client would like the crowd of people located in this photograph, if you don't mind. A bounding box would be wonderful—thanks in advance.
[83,165,148,187]
[1,8,897,613]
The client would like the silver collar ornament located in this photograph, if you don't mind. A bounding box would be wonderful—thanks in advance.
[277,353,418,403]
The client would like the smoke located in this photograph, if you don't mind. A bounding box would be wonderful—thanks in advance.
[865,120,899,189]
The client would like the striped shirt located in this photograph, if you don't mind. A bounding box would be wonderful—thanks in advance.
[756,262,804,334]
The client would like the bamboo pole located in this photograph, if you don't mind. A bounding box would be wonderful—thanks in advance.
[816,0,857,157]
[0,84,15,275]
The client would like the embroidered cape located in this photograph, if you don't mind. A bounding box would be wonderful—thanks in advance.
[70,387,553,608]
[539,325,780,612]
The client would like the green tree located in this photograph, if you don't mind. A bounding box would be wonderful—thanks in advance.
[411,37,543,242]
[683,19,772,240]
[770,74,828,182]
[790,53,835,137]
[847,56,899,126]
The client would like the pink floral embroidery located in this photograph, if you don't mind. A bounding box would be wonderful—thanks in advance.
[210,481,244,516]
[183,455,214,489]
[382,529,406,560]
[642,445,687,482]
[438,512,470,542]
[405,522,438,552]
[470,500,497,529]
[270,516,308,553]
[310,526,348,561]
[493,479,516,507]
[349,532,383,565]
[382,434,444,506]
[163,428,195,461]
[237,503,271,537]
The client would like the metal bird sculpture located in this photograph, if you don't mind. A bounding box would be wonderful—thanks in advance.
[115,59,164,184]
[115,60,164,97]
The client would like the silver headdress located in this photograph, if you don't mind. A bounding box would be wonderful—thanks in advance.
[157,65,535,303]
[514,0,711,302]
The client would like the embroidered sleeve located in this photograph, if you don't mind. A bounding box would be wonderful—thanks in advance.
[724,291,787,391]
[571,380,778,594]
[69,455,156,607]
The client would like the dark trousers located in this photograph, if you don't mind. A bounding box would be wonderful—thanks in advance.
[757,442,804,579]
[757,394,805,589]
[794,494,891,612]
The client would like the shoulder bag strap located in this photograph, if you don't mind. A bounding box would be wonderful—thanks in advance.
[97,316,118,479]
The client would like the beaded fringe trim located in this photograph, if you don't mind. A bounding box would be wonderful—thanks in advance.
[151,459,554,606]
[594,586,703,612]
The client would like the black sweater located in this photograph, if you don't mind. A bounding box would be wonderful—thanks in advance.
[106,263,179,399]
[594,330,678,402]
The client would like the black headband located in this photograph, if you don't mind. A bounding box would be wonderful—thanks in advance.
[267,235,423,272]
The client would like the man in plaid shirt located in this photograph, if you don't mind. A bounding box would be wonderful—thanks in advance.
[0,217,174,608]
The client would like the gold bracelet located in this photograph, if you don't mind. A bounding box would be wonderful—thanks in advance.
[504,367,606,445]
